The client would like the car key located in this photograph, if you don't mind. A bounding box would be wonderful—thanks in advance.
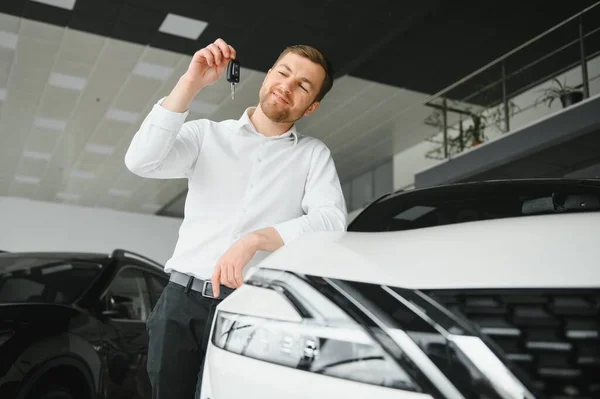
[226,59,240,100]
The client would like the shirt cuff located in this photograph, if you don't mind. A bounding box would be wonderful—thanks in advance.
[147,96,189,133]
[272,220,303,245]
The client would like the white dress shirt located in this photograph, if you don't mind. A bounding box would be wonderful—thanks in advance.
[125,99,348,280]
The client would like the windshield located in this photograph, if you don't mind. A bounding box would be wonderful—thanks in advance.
[349,180,600,232]
[0,256,104,304]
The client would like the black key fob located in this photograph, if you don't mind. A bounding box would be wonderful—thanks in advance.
[226,59,240,83]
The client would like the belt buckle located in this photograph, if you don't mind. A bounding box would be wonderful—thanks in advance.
[201,280,217,299]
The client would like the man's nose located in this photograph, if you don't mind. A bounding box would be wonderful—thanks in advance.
[280,79,293,94]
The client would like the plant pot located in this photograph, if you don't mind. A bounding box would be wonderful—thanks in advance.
[560,91,584,108]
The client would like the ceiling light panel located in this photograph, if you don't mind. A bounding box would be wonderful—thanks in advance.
[0,88,6,101]
[159,14,208,40]
[14,175,40,184]
[56,192,81,201]
[70,169,95,179]
[23,150,52,161]
[132,62,173,81]
[48,72,87,91]
[30,0,77,10]
[33,117,67,131]
[105,108,140,124]
[84,143,114,155]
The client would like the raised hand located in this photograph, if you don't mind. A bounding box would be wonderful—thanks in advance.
[161,38,237,113]
[181,38,237,92]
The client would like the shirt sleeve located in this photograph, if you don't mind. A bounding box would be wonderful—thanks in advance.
[124,98,203,179]
[272,141,348,244]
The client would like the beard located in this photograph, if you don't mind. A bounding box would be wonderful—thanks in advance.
[258,88,306,124]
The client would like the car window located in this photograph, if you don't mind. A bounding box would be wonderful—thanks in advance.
[0,259,103,304]
[106,267,151,322]
[146,273,168,306]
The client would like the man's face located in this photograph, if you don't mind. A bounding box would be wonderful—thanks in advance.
[258,52,325,124]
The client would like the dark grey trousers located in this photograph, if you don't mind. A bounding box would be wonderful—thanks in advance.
[146,281,219,399]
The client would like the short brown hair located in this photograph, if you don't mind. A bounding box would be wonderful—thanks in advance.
[273,45,334,103]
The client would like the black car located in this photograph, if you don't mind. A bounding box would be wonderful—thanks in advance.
[0,249,169,399]
[348,178,600,399]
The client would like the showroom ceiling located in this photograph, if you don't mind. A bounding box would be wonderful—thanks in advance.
[0,0,597,217]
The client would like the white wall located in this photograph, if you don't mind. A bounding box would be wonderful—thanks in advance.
[393,55,600,190]
[0,196,182,265]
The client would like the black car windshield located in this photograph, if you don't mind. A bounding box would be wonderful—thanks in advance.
[0,256,104,304]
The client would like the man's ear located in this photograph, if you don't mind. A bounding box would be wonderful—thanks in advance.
[304,101,320,116]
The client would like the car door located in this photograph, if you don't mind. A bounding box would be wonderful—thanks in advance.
[103,266,153,399]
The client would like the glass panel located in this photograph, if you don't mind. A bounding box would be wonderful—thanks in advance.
[0,258,102,304]
[106,268,151,321]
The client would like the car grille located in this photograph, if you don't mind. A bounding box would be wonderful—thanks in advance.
[425,289,600,399]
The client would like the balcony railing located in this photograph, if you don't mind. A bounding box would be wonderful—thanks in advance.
[421,1,600,161]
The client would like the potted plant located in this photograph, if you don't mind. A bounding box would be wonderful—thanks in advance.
[462,112,486,147]
[423,106,488,160]
[537,78,584,108]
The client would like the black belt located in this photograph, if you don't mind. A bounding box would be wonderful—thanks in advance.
[169,270,235,300]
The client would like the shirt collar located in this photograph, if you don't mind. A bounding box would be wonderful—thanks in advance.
[237,107,298,145]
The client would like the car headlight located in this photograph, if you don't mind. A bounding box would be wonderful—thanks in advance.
[212,310,417,390]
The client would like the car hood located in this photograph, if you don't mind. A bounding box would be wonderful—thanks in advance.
[256,212,600,289]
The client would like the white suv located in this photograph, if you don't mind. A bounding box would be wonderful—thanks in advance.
[201,178,600,399]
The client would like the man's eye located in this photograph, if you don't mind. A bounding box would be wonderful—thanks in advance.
[300,85,308,92]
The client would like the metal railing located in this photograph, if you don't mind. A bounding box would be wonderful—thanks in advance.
[422,1,600,160]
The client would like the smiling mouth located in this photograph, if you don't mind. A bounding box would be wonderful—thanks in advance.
[272,92,289,104]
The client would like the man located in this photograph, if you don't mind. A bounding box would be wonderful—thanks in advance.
[124,38,347,398]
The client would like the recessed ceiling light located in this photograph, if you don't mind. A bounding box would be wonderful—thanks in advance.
[105,108,139,124]
[70,170,95,179]
[56,192,81,201]
[49,72,87,91]
[133,62,173,81]
[30,0,77,11]
[0,88,6,101]
[14,175,40,184]
[189,100,219,115]
[0,31,18,50]
[159,14,208,40]
[33,117,66,131]
[108,188,132,197]
[85,143,114,155]
[23,150,52,161]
